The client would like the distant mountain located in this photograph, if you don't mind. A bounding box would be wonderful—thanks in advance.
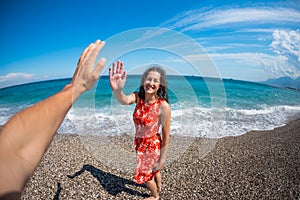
[261,76,300,90]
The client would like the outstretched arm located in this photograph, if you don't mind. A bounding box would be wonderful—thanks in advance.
[109,60,136,105]
[0,40,106,197]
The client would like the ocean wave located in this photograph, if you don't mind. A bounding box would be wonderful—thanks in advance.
[1,103,300,138]
[56,104,300,138]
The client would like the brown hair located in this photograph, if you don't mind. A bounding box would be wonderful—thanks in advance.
[138,65,169,102]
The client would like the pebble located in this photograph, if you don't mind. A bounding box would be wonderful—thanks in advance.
[21,119,300,199]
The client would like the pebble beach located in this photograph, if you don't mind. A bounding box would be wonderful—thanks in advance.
[14,118,300,199]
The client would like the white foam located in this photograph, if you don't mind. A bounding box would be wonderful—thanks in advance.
[2,103,300,138]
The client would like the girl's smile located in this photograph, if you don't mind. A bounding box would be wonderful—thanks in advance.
[144,71,161,94]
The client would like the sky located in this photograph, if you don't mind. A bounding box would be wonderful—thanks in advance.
[1,0,300,88]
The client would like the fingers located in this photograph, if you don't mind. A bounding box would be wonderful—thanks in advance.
[88,40,106,81]
[122,70,127,79]
[89,40,105,65]
[94,57,106,78]
[109,67,112,77]
[109,62,116,77]
[72,40,105,84]
[77,42,94,66]
[113,62,117,74]
[152,162,163,172]
[78,40,105,68]
[109,60,124,76]
[72,42,93,83]
[116,60,123,74]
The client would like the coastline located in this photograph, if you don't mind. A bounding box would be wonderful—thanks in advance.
[1,118,299,199]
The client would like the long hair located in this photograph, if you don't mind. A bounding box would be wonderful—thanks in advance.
[138,65,169,103]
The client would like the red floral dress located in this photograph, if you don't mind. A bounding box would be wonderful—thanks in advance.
[133,98,163,184]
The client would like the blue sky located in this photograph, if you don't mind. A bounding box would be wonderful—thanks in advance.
[1,0,300,88]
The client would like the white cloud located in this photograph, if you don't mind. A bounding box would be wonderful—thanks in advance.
[271,29,300,61]
[259,54,300,77]
[163,7,300,32]
[238,28,277,33]
[258,29,300,78]
[0,73,35,83]
[0,72,38,88]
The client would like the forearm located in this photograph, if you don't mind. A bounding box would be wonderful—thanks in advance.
[113,89,131,105]
[0,84,76,193]
[159,133,170,165]
[6,84,76,156]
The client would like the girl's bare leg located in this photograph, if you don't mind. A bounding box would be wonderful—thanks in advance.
[154,172,162,192]
[145,179,159,200]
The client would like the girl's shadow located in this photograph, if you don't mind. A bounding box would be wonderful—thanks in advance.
[65,164,148,198]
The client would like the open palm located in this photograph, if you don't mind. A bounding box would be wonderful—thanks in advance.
[109,60,127,91]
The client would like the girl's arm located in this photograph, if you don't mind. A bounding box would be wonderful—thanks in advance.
[156,101,171,169]
[113,90,137,105]
[109,60,136,105]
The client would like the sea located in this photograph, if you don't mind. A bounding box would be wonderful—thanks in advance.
[1,75,300,138]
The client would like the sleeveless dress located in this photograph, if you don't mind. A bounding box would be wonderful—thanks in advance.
[133,98,163,184]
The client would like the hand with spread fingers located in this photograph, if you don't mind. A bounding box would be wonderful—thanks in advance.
[72,40,106,99]
[109,60,127,92]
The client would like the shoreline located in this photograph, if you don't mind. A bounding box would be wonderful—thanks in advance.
[1,118,299,199]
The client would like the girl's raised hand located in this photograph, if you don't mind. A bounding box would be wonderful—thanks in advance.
[109,60,127,91]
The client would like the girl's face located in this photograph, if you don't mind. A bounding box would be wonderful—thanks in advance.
[143,71,161,95]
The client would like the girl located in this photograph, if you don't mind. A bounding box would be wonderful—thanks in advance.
[109,61,171,200]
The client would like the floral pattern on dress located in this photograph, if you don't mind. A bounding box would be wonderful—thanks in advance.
[133,98,163,184]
